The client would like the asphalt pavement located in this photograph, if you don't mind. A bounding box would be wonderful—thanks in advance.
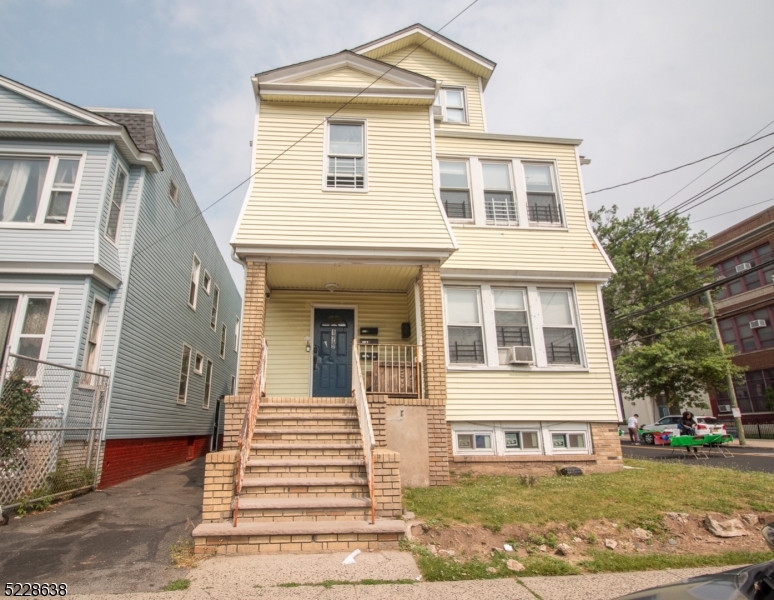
[0,458,205,594]
[623,441,774,473]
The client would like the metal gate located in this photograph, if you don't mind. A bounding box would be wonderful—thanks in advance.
[0,352,109,512]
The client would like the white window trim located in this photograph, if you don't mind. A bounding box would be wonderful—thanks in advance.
[230,375,236,395]
[523,161,567,228]
[202,270,211,295]
[443,283,587,371]
[189,254,201,310]
[104,164,128,246]
[481,160,518,227]
[234,316,240,352]
[0,289,59,367]
[438,158,473,223]
[169,179,179,206]
[203,358,213,409]
[443,286,487,366]
[82,297,107,373]
[0,152,85,230]
[321,119,368,193]
[177,344,192,405]
[451,422,591,457]
[220,323,227,359]
[436,86,469,125]
[210,284,220,330]
[194,352,204,375]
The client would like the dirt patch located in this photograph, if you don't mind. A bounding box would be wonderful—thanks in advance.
[409,511,774,562]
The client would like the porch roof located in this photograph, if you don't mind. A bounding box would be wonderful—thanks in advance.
[266,263,418,292]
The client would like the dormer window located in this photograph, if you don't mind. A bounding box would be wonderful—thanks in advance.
[326,122,365,189]
[434,87,467,124]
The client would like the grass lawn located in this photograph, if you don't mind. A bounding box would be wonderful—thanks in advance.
[404,459,774,532]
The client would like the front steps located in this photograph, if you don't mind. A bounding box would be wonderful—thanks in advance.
[193,397,405,554]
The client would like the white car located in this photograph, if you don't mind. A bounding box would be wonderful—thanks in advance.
[639,415,727,444]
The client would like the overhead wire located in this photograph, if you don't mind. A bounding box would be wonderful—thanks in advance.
[132,0,483,259]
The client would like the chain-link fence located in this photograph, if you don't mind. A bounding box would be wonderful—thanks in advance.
[0,352,109,512]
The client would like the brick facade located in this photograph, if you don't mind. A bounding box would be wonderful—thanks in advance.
[372,449,402,518]
[99,435,210,489]
[417,263,450,486]
[201,450,238,523]
[238,261,267,395]
[222,394,250,451]
[366,394,387,447]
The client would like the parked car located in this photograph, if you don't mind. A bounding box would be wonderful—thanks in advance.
[640,415,727,444]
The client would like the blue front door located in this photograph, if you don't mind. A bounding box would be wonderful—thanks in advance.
[312,308,354,397]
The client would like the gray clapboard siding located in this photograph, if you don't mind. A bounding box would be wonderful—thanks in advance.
[0,85,86,125]
[106,120,241,439]
[0,139,112,267]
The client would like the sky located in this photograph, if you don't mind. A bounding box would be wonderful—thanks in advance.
[2,0,773,287]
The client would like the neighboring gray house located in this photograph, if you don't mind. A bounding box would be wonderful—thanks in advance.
[0,74,241,487]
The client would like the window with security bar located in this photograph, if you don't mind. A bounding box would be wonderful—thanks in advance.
[444,287,485,364]
[713,243,774,300]
[525,164,562,225]
[483,163,517,226]
[539,290,581,365]
[493,289,531,365]
[439,160,472,220]
[326,123,365,189]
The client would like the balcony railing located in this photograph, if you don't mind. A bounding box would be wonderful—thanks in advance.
[528,203,562,225]
[359,343,422,398]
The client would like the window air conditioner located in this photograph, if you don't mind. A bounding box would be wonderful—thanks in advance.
[509,346,534,364]
[432,105,443,121]
[735,262,752,273]
[718,404,732,413]
[749,319,767,329]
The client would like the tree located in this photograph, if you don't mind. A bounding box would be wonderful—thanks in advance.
[0,370,41,463]
[590,205,743,413]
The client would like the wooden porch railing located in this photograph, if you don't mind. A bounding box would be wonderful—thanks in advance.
[359,343,422,398]
[232,338,268,527]
[352,339,376,525]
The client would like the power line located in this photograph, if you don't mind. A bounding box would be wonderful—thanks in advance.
[132,0,483,259]
[585,130,774,195]
[656,117,774,210]
[690,197,774,225]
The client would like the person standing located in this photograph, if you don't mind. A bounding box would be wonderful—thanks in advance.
[627,414,639,444]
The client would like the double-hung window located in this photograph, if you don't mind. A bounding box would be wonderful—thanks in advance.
[525,164,562,225]
[540,290,581,365]
[0,155,81,225]
[105,168,127,242]
[434,88,467,123]
[327,123,365,189]
[210,285,219,330]
[189,255,201,309]
[235,316,240,352]
[493,289,531,365]
[202,271,211,295]
[203,359,213,409]
[169,180,179,206]
[83,300,106,372]
[445,288,485,364]
[220,324,227,358]
[178,345,192,404]
[439,160,472,220]
[483,163,516,226]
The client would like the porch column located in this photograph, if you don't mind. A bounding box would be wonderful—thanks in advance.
[238,261,267,395]
[418,263,450,486]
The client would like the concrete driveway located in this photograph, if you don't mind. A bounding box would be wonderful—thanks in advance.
[0,458,205,594]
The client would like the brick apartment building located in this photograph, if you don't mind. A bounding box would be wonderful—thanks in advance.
[696,206,774,424]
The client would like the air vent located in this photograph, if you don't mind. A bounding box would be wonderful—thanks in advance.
[432,105,443,121]
[749,319,767,329]
[509,346,534,364]
[735,262,752,273]
[718,404,732,413]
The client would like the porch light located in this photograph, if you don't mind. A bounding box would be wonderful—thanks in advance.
[324,282,339,292]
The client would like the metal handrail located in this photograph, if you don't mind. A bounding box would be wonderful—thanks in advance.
[352,338,376,525]
[232,339,268,527]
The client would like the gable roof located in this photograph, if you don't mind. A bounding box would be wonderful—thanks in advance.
[252,50,438,104]
[352,23,496,89]
[0,74,162,172]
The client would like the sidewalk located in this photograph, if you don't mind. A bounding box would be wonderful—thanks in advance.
[68,551,748,600]
[738,438,774,448]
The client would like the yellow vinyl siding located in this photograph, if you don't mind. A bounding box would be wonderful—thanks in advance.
[292,67,401,87]
[446,283,618,422]
[436,135,612,274]
[378,45,485,132]
[234,102,453,251]
[264,289,409,397]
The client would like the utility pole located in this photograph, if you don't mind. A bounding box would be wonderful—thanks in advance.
[704,290,746,445]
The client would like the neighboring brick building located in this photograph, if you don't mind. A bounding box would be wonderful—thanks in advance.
[696,206,774,424]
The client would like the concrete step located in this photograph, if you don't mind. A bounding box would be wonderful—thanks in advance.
[253,428,360,435]
[233,496,372,522]
[246,458,365,468]
[242,476,368,488]
[192,519,405,554]
[253,429,362,443]
[256,414,357,420]
[260,402,355,411]
[237,497,372,510]
[254,417,358,428]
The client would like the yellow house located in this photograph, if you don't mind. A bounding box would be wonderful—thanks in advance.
[194,24,623,554]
